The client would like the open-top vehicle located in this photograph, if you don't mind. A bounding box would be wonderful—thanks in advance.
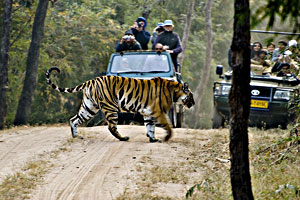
[213,65,300,129]
[106,51,184,127]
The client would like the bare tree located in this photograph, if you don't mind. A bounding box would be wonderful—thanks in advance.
[178,0,194,67]
[14,0,49,125]
[0,0,12,129]
[190,0,213,128]
[229,0,254,199]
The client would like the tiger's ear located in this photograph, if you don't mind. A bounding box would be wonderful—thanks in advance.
[183,83,189,93]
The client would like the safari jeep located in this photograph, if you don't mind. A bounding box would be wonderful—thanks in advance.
[106,51,184,128]
[213,65,300,129]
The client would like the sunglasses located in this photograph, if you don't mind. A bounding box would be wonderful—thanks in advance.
[164,25,172,27]
[155,48,163,50]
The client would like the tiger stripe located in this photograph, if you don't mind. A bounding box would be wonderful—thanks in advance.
[46,67,194,142]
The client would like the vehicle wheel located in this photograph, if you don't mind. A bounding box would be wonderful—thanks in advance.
[169,107,176,128]
[176,105,183,128]
[212,106,224,128]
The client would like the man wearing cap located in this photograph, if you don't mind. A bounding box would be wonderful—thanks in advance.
[151,22,164,44]
[129,17,151,50]
[152,20,182,71]
[115,30,141,52]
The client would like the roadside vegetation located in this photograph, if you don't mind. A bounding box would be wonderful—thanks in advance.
[116,127,300,200]
[0,137,74,199]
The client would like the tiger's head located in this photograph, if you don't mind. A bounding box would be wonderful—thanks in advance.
[181,83,195,108]
[172,81,195,108]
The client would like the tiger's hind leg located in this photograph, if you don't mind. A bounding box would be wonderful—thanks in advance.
[144,116,160,143]
[70,98,99,139]
[155,113,173,142]
[103,110,129,141]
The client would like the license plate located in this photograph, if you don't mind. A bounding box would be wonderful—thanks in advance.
[251,100,268,109]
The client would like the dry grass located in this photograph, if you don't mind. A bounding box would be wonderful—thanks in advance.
[116,127,300,200]
[0,143,72,199]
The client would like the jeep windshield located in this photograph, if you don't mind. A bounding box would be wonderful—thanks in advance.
[110,53,170,73]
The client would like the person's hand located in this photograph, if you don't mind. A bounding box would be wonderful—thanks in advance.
[132,22,138,29]
[163,45,169,50]
[166,50,174,53]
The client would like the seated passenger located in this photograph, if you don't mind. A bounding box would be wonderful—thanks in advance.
[271,40,288,62]
[275,63,299,84]
[251,42,263,60]
[288,40,299,62]
[154,43,164,52]
[251,50,271,75]
[115,30,142,52]
[266,42,276,60]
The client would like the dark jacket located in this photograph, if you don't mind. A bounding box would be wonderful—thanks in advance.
[130,17,150,50]
[152,31,182,69]
[116,41,141,52]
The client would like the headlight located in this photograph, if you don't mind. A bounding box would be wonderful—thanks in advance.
[214,84,231,95]
[274,90,290,100]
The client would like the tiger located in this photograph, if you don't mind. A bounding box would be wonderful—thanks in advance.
[46,67,195,142]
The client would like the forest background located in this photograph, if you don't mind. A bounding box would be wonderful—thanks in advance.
[0,0,297,129]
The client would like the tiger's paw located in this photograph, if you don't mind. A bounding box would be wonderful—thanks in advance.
[119,136,130,141]
[149,138,161,143]
[72,134,84,140]
[147,135,161,143]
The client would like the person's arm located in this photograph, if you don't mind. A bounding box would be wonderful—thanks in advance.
[271,50,279,62]
[152,34,161,50]
[172,35,182,54]
[116,42,126,52]
[133,41,142,50]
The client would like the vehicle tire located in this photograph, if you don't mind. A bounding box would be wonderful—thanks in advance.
[212,106,225,128]
[176,105,183,128]
[169,107,176,128]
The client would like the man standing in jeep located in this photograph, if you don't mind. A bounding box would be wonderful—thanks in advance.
[129,17,151,50]
[152,20,182,71]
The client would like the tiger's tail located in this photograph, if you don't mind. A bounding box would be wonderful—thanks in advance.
[46,67,85,93]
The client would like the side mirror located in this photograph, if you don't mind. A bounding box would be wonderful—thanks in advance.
[216,65,223,76]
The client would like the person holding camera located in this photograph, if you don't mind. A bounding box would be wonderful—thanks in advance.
[152,20,182,71]
[128,17,151,50]
[151,22,164,44]
[115,30,141,52]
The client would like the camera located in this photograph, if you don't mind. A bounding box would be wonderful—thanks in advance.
[156,26,164,32]
[123,35,134,40]
[137,22,142,28]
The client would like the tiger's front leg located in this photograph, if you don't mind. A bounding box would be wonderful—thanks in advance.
[104,110,130,141]
[143,116,160,143]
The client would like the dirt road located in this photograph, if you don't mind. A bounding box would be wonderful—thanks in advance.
[0,125,229,199]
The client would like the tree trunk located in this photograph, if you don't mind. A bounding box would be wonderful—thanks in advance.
[142,0,162,19]
[190,0,213,128]
[0,0,12,129]
[229,0,254,199]
[14,0,49,125]
[178,0,194,67]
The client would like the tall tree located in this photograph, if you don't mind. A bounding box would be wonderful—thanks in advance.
[178,0,194,67]
[14,0,49,125]
[0,0,12,129]
[190,0,213,128]
[229,0,254,199]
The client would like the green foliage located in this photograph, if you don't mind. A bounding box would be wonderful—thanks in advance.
[251,0,300,33]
